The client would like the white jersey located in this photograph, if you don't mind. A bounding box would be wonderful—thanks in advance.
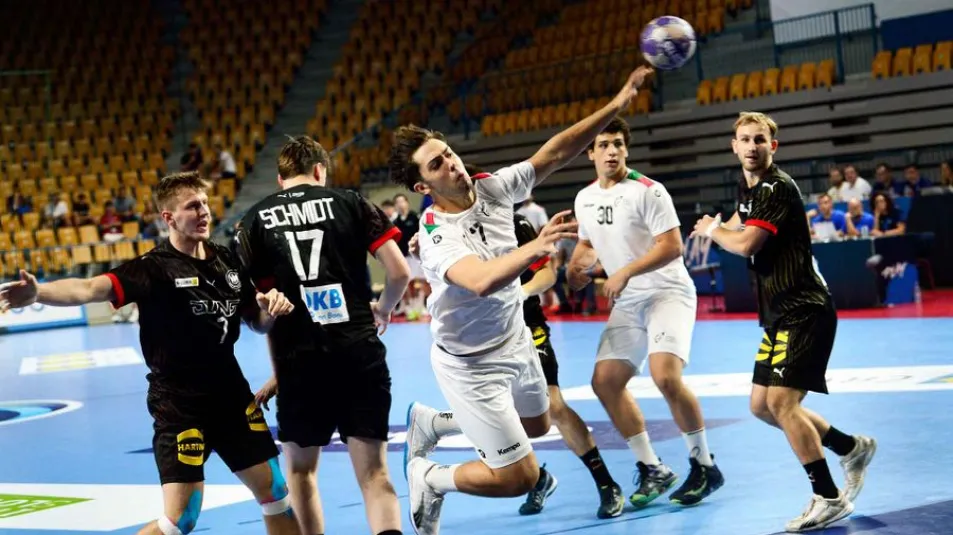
[574,169,695,302]
[418,162,537,356]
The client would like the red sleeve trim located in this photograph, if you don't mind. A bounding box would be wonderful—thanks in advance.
[747,219,778,235]
[471,172,492,180]
[255,276,276,292]
[369,226,402,255]
[636,176,655,187]
[425,211,435,225]
[529,256,550,272]
[105,273,126,308]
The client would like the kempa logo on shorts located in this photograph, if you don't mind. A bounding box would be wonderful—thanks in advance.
[497,442,521,456]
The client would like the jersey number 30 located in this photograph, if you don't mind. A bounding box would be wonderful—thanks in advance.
[285,229,325,282]
[596,206,614,225]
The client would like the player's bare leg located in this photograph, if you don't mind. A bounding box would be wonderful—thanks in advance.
[591,359,677,507]
[347,437,402,533]
[648,353,725,505]
[282,443,325,535]
[764,387,854,531]
[137,482,204,535]
[751,385,876,503]
[234,459,301,534]
[522,386,624,518]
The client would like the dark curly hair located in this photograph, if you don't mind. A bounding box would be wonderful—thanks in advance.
[388,124,447,191]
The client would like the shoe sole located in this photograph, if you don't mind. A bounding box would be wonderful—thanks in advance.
[630,475,678,508]
[786,501,855,533]
[846,439,877,502]
[518,475,559,516]
[670,471,726,507]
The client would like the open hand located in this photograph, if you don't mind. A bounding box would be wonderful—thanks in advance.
[535,210,579,255]
[370,301,391,335]
[611,66,655,110]
[0,270,39,313]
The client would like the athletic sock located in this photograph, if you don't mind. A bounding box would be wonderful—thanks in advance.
[682,428,714,467]
[821,426,857,457]
[424,463,459,494]
[431,410,460,437]
[580,446,616,488]
[803,459,839,499]
[625,431,661,466]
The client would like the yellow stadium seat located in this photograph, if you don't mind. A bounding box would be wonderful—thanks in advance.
[816,59,835,88]
[892,48,913,77]
[934,41,952,71]
[913,45,933,74]
[696,80,713,105]
[798,62,817,90]
[762,68,780,95]
[712,77,730,103]
[871,50,892,79]
[729,73,747,101]
[780,65,798,93]
[745,71,763,98]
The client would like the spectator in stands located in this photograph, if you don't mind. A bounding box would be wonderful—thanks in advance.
[808,193,848,238]
[901,164,932,197]
[72,192,92,226]
[6,185,31,216]
[99,201,124,243]
[214,142,238,179]
[141,203,164,238]
[871,191,906,237]
[113,187,137,222]
[180,142,203,172]
[42,193,69,228]
[827,167,845,201]
[393,193,426,319]
[939,160,953,191]
[872,162,903,198]
[551,213,598,315]
[380,198,397,221]
[516,195,549,231]
[846,198,874,237]
[839,164,872,200]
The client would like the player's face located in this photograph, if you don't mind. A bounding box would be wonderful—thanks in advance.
[411,139,470,199]
[588,133,628,178]
[732,123,777,172]
[165,188,211,241]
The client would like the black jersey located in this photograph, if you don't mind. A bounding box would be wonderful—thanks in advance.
[105,239,258,394]
[736,164,832,326]
[514,213,550,327]
[235,184,401,357]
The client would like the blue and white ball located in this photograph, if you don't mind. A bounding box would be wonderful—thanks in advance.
[640,16,697,71]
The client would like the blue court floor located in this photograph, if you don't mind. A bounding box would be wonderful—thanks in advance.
[2,316,952,534]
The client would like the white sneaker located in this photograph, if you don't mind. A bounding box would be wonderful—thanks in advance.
[785,492,854,532]
[840,435,876,502]
[408,457,444,535]
[404,402,440,478]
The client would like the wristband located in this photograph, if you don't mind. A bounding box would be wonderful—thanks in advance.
[704,214,723,238]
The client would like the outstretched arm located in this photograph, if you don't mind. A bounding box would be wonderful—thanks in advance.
[0,270,115,311]
[528,67,653,184]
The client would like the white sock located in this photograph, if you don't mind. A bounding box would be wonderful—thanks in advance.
[683,428,714,467]
[626,431,661,466]
[431,410,461,437]
[424,463,459,494]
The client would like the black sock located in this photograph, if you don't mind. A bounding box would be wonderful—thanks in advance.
[534,465,549,490]
[580,446,616,488]
[376,531,402,535]
[803,459,839,499]
[821,426,856,457]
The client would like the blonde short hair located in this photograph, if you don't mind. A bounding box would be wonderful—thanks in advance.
[734,111,778,137]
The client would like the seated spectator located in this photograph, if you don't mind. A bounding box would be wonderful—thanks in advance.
[846,198,874,236]
[808,193,848,238]
[826,167,845,201]
[939,160,953,192]
[180,143,203,172]
[839,164,872,200]
[214,143,238,179]
[72,192,92,226]
[901,164,932,197]
[113,187,137,222]
[43,193,69,228]
[871,191,906,237]
[99,201,125,243]
[6,186,32,216]
[872,162,903,198]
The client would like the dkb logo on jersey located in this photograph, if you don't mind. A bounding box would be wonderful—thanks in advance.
[301,283,350,325]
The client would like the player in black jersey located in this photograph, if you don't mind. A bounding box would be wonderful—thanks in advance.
[0,172,301,535]
[235,136,410,535]
[691,112,876,533]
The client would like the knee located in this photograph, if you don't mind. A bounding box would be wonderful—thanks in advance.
[357,464,396,495]
[250,458,293,517]
[591,369,623,400]
[548,398,570,426]
[750,397,772,423]
[766,392,797,421]
[652,373,682,400]
[158,490,202,534]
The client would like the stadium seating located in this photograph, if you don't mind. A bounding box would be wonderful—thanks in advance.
[0,0,177,278]
[872,41,952,80]
[696,60,836,106]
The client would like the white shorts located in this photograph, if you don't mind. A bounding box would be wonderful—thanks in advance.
[595,290,696,374]
[430,327,549,469]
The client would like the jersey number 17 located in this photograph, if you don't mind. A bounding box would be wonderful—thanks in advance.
[285,229,325,281]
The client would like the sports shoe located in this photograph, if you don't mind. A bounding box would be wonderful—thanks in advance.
[518,465,558,515]
[407,457,444,535]
[840,435,876,502]
[404,402,440,478]
[596,483,625,519]
[785,492,854,532]
[669,456,725,506]
[629,461,678,508]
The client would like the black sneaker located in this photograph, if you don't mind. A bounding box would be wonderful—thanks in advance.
[669,456,725,506]
[629,461,678,508]
[596,483,624,519]
[518,466,558,515]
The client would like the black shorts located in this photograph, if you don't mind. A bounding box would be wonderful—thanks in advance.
[752,305,837,394]
[529,323,559,387]
[276,335,392,448]
[150,389,279,485]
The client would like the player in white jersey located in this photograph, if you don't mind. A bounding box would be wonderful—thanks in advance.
[387,67,653,535]
[568,117,725,508]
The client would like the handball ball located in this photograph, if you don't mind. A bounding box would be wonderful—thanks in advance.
[640,16,697,71]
